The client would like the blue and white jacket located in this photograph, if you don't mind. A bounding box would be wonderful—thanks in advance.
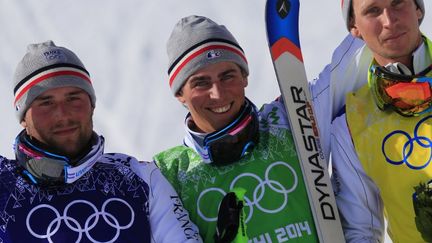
[0,150,201,243]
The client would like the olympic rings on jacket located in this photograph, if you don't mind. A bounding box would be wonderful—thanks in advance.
[382,115,432,170]
[26,198,135,243]
[197,161,298,223]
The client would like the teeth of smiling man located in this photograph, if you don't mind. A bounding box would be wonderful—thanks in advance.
[211,104,231,113]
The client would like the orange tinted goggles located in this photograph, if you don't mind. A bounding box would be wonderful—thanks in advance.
[370,65,432,116]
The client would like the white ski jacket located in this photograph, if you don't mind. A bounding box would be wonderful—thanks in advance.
[310,34,369,162]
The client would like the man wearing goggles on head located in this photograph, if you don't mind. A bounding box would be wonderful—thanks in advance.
[324,0,431,242]
[0,41,201,242]
[153,15,321,242]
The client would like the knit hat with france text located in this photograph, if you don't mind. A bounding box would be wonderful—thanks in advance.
[13,40,96,121]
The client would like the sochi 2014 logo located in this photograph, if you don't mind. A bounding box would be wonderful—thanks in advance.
[382,115,432,170]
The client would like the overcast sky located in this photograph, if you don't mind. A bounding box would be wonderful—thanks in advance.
[1,1,431,242]
[1,0,431,167]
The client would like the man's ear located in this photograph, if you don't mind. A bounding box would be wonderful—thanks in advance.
[350,23,363,39]
[350,28,361,38]
[175,90,186,104]
[349,17,362,38]
[416,7,423,23]
[242,75,248,88]
[20,118,27,129]
[20,119,30,136]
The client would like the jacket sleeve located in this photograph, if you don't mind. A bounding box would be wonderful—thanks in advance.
[331,114,385,243]
[131,160,203,243]
[310,34,367,162]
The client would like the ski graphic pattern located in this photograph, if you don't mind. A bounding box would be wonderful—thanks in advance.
[265,0,345,242]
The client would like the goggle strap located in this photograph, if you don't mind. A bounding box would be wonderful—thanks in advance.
[205,105,250,142]
[22,170,38,184]
[22,135,69,162]
[241,141,255,157]
[228,115,252,136]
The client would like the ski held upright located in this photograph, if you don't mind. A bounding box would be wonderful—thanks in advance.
[265,0,345,242]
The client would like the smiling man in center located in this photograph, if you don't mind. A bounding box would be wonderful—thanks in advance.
[153,15,321,242]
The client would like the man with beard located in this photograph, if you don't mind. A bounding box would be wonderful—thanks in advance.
[0,41,201,243]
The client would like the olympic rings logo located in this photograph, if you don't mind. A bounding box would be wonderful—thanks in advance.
[382,115,432,170]
[197,161,298,223]
[26,198,135,243]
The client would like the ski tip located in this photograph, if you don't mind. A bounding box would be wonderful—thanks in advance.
[265,0,301,50]
[270,37,303,62]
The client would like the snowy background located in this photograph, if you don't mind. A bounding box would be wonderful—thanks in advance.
[0,1,430,242]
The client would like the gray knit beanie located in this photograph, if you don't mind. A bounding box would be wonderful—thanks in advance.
[167,15,249,95]
[342,0,425,30]
[13,40,96,121]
